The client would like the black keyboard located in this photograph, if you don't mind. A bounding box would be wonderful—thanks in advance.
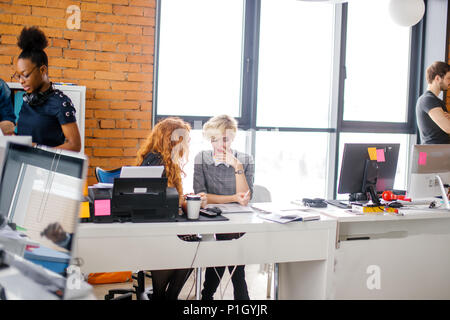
[325,200,351,209]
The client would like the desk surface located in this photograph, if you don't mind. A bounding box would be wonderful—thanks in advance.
[74,209,337,275]
[76,210,337,237]
[314,205,450,223]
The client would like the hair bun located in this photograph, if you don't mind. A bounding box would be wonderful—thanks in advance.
[17,26,48,52]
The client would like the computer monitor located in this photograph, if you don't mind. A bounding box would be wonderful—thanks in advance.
[338,143,400,204]
[407,144,450,205]
[0,143,87,299]
[0,136,32,175]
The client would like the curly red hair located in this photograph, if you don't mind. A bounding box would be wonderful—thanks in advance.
[136,117,191,202]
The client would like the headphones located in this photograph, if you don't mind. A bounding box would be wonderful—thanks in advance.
[23,84,55,107]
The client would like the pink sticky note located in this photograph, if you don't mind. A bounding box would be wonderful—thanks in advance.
[418,152,427,165]
[376,149,385,162]
[94,199,111,216]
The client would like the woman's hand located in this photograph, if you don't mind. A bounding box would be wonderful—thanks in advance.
[198,192,208,208]
[0,121,15,135]
[235,191,250,206]
[183,192,208,210]
[214,150,242,169]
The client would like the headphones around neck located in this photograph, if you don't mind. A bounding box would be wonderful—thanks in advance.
[23,84,54,107]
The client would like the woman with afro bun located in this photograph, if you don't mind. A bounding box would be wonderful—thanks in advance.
[13,26,81,151]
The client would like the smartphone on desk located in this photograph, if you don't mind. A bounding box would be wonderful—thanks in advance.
[199,207,222,218]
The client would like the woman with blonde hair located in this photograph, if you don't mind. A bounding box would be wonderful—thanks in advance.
[136,117,206,300]
[194,114,254,300]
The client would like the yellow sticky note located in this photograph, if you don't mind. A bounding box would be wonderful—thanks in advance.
[80,201,90,219]
[367,148,377,161]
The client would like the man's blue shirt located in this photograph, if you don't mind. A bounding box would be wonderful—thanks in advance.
[0,79,16,123]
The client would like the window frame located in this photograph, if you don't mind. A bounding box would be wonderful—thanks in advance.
[153,0,425,200]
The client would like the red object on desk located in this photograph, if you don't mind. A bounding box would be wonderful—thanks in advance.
[382,190,411,202]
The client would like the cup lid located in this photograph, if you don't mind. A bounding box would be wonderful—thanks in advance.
[186,195,201,200]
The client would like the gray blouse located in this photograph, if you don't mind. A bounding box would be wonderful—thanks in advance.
[193,150,254,197]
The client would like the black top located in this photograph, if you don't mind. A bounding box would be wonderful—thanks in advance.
[140,152,167,177]
[17,88,77,147]
[141,152,164,166]
[416,90,450,144]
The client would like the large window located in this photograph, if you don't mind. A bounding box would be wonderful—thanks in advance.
[154,0,421,201]
[257,1,334,128]
[343,0,411,123]
[156,0,244,118]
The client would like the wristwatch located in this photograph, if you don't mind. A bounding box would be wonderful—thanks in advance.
[235,169,244,175]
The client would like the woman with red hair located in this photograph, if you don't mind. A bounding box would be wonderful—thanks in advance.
[136,117,206,300]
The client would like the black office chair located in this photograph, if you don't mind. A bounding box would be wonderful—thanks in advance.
[94,167,153,300]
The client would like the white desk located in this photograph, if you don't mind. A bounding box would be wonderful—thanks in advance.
[73,211,337,299]
[319,206,450,299]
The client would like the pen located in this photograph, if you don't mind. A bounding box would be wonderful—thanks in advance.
[244,190,250,199]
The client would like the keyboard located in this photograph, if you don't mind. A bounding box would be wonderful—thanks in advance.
[325,200,351,209]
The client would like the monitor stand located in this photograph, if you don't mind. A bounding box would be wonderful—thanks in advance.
[357,159,381,205]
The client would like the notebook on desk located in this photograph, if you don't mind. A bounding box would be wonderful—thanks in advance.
[206,203,253,213]
[257,209,320,224]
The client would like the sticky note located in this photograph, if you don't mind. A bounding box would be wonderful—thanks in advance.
[376,149,385,162]
[94,199,111,216]
[83,181,89,197]
[418,152,427,165]
[80,201,90,218]
[368,148,377,161]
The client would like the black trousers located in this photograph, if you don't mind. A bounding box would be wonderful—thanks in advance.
[150,268,193,300]
[201,265,249,300]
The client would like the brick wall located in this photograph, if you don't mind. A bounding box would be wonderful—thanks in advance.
[0,0,155,185]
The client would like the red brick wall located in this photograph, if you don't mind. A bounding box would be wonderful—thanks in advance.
[0,0,155,185]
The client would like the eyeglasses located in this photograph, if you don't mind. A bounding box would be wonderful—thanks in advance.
[11,66,37,81]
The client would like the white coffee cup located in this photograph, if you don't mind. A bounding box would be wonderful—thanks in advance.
[186,195,201,220]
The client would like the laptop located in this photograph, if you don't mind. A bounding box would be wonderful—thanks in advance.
[0,143,89,299]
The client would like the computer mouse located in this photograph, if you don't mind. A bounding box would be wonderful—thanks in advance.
[208,207,222,215]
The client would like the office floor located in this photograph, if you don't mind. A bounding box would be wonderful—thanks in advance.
[91,264,273,300]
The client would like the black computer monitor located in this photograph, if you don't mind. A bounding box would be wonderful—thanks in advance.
[337,143,400,204]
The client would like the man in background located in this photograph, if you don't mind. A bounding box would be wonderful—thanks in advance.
[416,61,450,144]
[0,79,16,135]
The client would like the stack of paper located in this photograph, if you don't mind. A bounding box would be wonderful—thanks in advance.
[91,183,113,189]
[257,209,320,224]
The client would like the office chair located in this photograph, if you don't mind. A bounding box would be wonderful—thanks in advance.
[94,167,122,184]
[94,167,153,300]
[250,185,273,299]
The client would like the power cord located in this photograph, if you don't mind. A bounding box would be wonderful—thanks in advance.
[214,265,238,300]
[183,237,201,300]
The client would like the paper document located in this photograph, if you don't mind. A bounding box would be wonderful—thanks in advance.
[257,209,320,224]
[91,183,113,189]
[120,166,164,178]
[251,202,301,213]
[206,203,253,213]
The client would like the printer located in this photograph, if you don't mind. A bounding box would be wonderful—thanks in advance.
[110,177,179,223]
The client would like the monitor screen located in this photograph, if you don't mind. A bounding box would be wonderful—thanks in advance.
[0,143,87,299]
[408,144,450,200]
[338,143,400,199]
[0,136,32,176]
